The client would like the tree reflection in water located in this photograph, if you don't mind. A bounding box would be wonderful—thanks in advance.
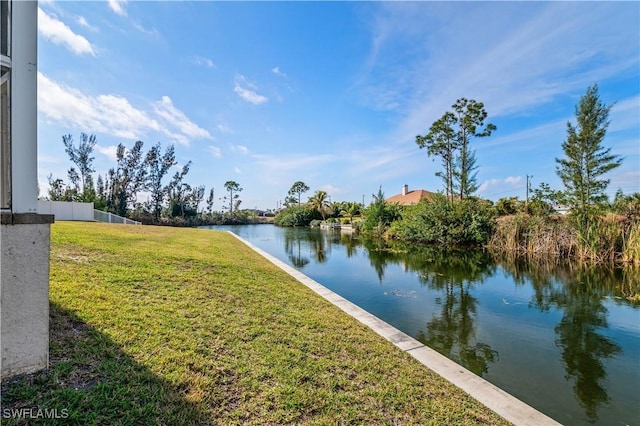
[269,226,639,424]
[498,257,633,423]
[413,248,498,376]
[283,228,310,268]
[283,227,330,265]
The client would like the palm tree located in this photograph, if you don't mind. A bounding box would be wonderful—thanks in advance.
[307,190,330,220]
[340,201,360,224]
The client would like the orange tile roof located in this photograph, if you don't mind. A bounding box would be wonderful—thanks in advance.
[386,189,434,205]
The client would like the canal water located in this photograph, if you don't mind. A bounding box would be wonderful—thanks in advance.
[203,224,640,425]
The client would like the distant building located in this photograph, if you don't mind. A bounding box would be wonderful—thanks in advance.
[386,185,435,206]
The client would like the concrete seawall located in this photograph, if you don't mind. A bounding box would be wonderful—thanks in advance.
[229,231,561,426]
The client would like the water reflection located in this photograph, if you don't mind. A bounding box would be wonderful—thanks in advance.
[283,227,329,265]
[415,250,498,376]
[210,225,640,424]
[497,258,630,423]
[359,241,500,375]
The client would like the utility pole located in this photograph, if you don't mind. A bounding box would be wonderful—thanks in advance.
[526,175,532,209]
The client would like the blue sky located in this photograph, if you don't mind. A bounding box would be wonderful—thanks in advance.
[37,1,639,211]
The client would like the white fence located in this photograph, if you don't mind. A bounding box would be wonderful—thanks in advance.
[38,200,94,221]
[37,200,141,225]
[93,210,141,225]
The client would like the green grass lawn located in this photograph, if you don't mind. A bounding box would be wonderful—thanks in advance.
[1,222,509,425]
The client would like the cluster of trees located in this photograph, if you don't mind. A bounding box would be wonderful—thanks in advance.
[276,86,636,262]
[368,85,638,261]
[416,98,496,202]
[46,135,251,225]
[415,86,632,217]
[274,181,363,227]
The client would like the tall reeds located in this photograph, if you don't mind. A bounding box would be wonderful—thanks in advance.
[489,213,640,265]
[621,220,640,265]
[488,214,576,258]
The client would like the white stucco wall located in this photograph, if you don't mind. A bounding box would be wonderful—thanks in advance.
[38,200,94,221]
[1,222,51,377]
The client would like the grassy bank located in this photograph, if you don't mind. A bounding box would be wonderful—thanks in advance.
[1,222,508,425]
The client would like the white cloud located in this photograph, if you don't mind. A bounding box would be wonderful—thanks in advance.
[363,2,639,144]
[252,153,334,173]
[477,176,524,197]
[108,0,127,16]
[234,75,268,105]
[319,184,344,196]
[38,8,96,56]
[232,145,248,155]
[132,21,160,37]
[216,124,234,134]
[208,146,222,158]
[38,73,211,147]
[609,95,640,133]
[505,176,522,185]
[96,145,119,161]
[76,16,98,32]
[250,152,334,185]
[234,167,242,174]
[193,56,215,68]
[272,66,287,78]
[153,96,212,140]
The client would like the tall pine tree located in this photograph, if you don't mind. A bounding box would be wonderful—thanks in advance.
[556,84,622,210]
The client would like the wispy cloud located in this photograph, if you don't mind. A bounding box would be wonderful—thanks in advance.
[363,2,639,144]
[208,146,222,158]
[153,96,212,140]
[231,145,249,155]
[272,66,287,78]
[234,75,268,105]
[216,124,234,134]
[38,73,211,146]
[132,20,160,37]
[76,16,98,32]
[251,153,334,185]
[38,8,96,56]
[193,56,215,68]
[108,0,127,16]
[96,145,119,161]
[319,184,345,197]
[477,176,524,197]
[609,95,640,133]
[480,119,568,151]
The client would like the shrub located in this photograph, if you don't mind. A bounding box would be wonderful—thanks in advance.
[526,199,554,217]
[387,194,496,246]
[613,191,640,222]
[361,202,403,236]
[495,197,521,216]
[274,205,322,227]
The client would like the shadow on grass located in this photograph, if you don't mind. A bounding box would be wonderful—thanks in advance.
[1,302,210,425]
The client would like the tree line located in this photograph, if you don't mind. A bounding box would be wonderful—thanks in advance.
[46,137,250,225]
[416,84,628,214]
[275,84,638,263]
[274,181,363,227]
